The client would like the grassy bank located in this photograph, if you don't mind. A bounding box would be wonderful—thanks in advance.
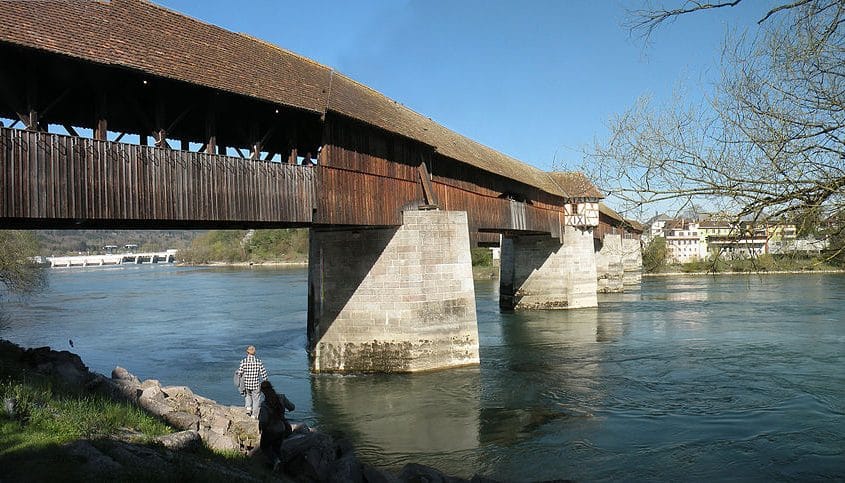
[0,346,268,481]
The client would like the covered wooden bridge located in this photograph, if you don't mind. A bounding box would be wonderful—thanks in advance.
[0,0,639,373]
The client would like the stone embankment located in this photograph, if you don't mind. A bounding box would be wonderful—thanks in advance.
[2,340,498,482]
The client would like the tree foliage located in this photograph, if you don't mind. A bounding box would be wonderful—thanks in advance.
[642,236,669,273]
[589,1,845,231]
[0,231,47,296]
[177,229,309,264]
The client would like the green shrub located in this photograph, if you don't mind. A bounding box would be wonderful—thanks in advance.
[471,248,493,266]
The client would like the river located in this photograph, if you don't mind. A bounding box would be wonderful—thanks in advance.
[1,265,843,481]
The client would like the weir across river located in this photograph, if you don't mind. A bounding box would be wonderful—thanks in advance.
[0,0,642,373]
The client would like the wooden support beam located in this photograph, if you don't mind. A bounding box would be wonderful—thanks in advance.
[62,124,80,137]
[154,130,173,150]
[25,66,39,131]
[418,160,439,208]
[124,95,154,134]
[263,151,277,161]
[235,148,247,159]
[288,147,297,165]
[94,118,108,141]
[94,93,107,140]
[205,109,217,155]
[181,139,189,151]
[113,132,126,143]
[40,87,71,119]
[154,129,168,148]
[166,104,193,134]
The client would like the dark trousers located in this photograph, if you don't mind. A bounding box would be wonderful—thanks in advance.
[260,420,291,464]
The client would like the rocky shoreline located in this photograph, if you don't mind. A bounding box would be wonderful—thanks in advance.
[1,340,499,482]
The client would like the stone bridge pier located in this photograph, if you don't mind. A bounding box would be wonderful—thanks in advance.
[499,226,598,310]
[307,210,479,373]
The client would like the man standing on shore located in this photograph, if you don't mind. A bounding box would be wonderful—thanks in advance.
[236,345,268,418]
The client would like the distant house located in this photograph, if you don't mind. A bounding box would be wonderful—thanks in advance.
[663,219,704,263]
[123,244,139,252]
[648,213,810,261]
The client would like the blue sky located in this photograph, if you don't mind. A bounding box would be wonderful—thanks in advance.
[158,0,763,173]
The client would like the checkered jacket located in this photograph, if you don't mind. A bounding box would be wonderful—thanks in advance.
[237,354,268,391]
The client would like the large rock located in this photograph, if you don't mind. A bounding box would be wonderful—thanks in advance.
[63,440,123,473]
[112,366,140,384]
[164,411,200,430]
[155,430,203,451]
[22,346,92,386]
[398,463,469,483]
[281,432,339,481]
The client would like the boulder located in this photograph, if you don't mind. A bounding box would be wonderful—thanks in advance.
[281,432,338,482]
[162,385,195,399]
[111,366,140,384]
[163,411,200,431]
[140,384,164,401]
[203,430,240,452]
[22,346,91,386]
[328,453,365,483]
[155,429,202,451]
[363,463,402,483]
[63,440,122,473]
[398,463,468,483]
[140,379,162,390]
[138,393,172,418]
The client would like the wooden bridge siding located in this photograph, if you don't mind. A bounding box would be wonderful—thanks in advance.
[430,181,563,237]
[313,144,422,226]
[313,119,427,226]
[0,128,314,226]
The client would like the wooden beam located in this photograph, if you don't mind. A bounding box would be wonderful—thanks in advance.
[124,95,154,133]
[418,160,439,208]
[205,108,216,155]
[263,151,277,161]
[61,124,80,137]
[166,105,194,134]
[40,87,71,119]
[155,130,172,150]
[113,132,126,143]
[94,118,108,141]
[288,147,297,165]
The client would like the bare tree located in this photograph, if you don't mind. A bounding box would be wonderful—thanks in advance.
[589,0,845,234]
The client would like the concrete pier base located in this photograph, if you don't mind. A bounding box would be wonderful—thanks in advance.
[596,234,625,293]
[307,210,479,373]
[622,238,642,287]
[499,226,598,309]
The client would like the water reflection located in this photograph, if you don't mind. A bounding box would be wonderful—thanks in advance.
[310,367,481,475]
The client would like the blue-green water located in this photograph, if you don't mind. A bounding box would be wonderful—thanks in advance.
[1,266,843,481]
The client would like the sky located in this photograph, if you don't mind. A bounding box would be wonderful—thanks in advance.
[156,1,763,174]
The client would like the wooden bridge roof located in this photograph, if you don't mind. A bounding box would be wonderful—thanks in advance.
[0,0,587,199]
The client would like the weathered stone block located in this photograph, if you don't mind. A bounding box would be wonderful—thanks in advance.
[308,210,479,373]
